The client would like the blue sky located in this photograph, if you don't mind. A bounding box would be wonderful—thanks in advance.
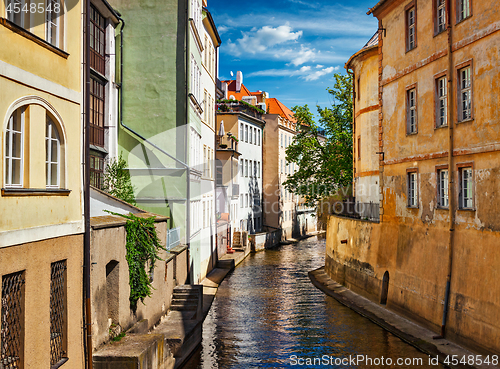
[210,0,378,114]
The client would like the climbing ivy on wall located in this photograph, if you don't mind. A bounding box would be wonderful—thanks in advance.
[107,211,166,306]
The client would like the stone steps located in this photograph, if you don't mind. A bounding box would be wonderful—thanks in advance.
[170,285,202,318]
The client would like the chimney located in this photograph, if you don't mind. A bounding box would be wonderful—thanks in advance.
[236,71,243,93]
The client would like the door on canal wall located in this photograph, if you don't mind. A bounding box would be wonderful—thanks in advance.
[380,271,389,305]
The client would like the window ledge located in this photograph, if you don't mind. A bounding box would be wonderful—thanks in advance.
[456,15,472,26]
[0,18,69,59]
[2,188,71,196]
[406,132,418,136]
[435,124,448,130]
[458,208,476,212]
[433,29,447,38]
[436,206,449,210]
[407,205,419,209]
[405,46,417,54]
[457,118,474,125]
[189,93,204,114]
[51,357,69,369]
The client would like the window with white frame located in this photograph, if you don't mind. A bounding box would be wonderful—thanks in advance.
[258,129,261,146]
[46,0,62,48]
[245,125,248,142]
[436,0,446,34]
[407,171,418,207]
[458,66,472,122]
[240,123,244,142]
[406,5,416,51]
[240,194,243,208]
[254,161,257,178]
[190,55,202,104]
[249,160,252,177]
[459,167,473,209]
[457,0,470,22]
[245,160,248,177]
[437,168,449,207]
[46,117,60,188]
[190,127,201,169]
[436,76,447,127]
[245,193,248,208]
[281,133,283,147]
[190,0,202,33]
[407,87,417,134]
[258,161,260,178]
[4,107,25,188]
[203,90,208,122]
[240,160,244,177]
[6,0,29,29]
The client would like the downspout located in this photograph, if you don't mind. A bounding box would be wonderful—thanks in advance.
[186,0,192,283]
[83,0,93,367]
[115,13,191,271]
[441,0,454,338]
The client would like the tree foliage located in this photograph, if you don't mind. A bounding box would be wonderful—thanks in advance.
[107,212,166,307]
[102,154,136,205]
[284,73,353,206]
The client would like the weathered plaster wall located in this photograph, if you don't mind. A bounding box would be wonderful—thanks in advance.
[90,215,189,350]
[262,114,280,229]
[0,234,84,368]
[351,47,380,204]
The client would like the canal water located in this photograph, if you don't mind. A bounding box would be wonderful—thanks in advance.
[184,236,444,368]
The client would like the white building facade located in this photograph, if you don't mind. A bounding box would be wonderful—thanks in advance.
[238,115,264,234]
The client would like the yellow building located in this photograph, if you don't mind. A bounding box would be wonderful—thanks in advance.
[0,1,84,367]
[327,0,500,354]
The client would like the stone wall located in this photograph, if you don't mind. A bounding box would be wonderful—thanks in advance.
[90,214,189,350]
[325,214,500,354]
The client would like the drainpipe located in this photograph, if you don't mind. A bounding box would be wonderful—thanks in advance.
[441,0,454,338]
[83,0,93,367]
[115,12,191,281]
[186,0,192,283]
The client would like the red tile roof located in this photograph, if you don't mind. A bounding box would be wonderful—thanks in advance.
[266,98,296,123]
[223,80,252,100]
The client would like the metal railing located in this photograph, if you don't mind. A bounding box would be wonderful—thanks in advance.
[1,271,24,369]
[167,227,181,250]
[332,199,380,222]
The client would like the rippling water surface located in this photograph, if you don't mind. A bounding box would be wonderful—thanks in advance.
[184,236,444,368]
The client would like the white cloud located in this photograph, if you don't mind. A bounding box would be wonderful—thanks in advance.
[303,66,339,81]
[247,65,340,81]
[315,64,324,68]
[227,24,302,56]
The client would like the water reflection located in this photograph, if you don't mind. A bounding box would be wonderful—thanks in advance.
[184,237,444,368]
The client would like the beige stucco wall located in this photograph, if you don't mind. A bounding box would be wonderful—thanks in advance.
[90,215,188,350]
[0,234,84,368]
[330,0,500,354]
[350,46,380,204]
[262,114,280,229]
[0,0,83,237]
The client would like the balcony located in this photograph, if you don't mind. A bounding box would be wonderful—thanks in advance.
[216,100,265,120]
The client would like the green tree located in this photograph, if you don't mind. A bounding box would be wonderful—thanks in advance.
[284,73,353,206]
[102,154,137,205]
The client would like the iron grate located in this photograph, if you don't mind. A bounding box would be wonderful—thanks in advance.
[1,271,24,369]
[50,261,67,367]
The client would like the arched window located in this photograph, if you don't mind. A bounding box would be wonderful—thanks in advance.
[4,107,25,188]
[46,117,61,188]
